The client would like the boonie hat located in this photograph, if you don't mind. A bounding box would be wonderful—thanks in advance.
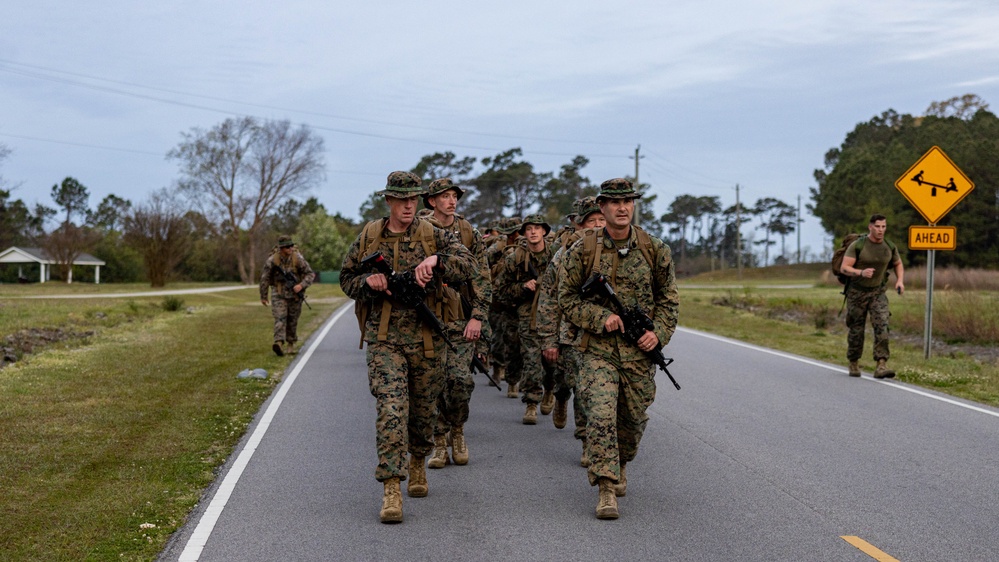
[376,171,426,198]
[519,214,551,236]
[497,217,522,235]
[574,196,602,225]
[424,178,466,203]
[277,235,295,248]
[596,178,642,201]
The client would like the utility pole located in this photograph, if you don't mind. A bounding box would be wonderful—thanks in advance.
[735,184,742,279]
[796,194,802,264]
[629,145,644,226]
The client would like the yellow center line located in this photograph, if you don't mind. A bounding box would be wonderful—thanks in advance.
[841,536,901,562]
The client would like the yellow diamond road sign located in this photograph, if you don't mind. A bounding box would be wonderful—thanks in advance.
[895,146,974,224]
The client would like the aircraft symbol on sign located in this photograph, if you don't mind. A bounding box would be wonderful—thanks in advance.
[910,170,958,197]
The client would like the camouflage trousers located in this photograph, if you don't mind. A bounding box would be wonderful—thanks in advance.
[517,318,554,404]
[366,340,445,482]
[271,296,303,344]
[490,307,522,384]
[556,344,588,441]
[578,351,656,486]
[434,323,476,435]
[845,286,891,362]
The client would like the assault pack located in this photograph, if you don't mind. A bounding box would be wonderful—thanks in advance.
[830,233,898,285]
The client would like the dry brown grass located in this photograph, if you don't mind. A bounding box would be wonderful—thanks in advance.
[818,266,999,292]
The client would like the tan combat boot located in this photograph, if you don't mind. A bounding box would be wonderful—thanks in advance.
[848,361,861,377]
[450,425,469,465]
[596,478,620,520]
[522,403,538,425]
[552,397,568,429]
[427,434,450,469]
[507,381,519,399]
[496,364,506,382]
[379,477,403,523]
[540,389,555,415]
[614,463,627,497]
[874,359,896,379]
[580,439,590,467]
[284,341,295,355]
[407,455,428,498]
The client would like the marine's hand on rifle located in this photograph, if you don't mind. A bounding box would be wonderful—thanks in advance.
[604,313,625,333]
[463,318,483,341]
[637,330,659,352]
[293,284,303,293]
[365,272,390,293]
[543,347,558,363]
[523,279,537,292]
[414,255,438,287]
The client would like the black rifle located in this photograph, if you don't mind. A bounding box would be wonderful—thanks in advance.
[359,252,456,352]
[580,272,680,390]
[452,284,501,390]
[278,265,311,310]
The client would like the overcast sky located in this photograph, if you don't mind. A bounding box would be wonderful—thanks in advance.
[2,0,998,260]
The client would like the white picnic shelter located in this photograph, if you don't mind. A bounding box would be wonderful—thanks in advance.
[0,246,106,283]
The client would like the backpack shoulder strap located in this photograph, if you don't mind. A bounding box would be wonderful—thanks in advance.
[634,227,655,269]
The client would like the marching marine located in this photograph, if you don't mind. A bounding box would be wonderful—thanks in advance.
[558,179,679,520]
[340,171,476,524]
[259,235,315,356]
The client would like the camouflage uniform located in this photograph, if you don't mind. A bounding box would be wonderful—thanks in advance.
[537,197,600,440]
[844,237,901,363]
[558,181,679,489]
[486,219,523,388]
[340,172,476,483]
[496,215,555,407]
[422,179,493,438]
[259,240,315,347]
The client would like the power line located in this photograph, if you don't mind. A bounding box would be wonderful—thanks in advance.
[0,58,634,148]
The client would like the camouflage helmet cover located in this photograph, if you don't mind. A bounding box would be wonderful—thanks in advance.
[375,171,426,198]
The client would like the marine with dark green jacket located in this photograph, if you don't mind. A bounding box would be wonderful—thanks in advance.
[496,214,556,424]
[558,178,679,520]
[421,178,492,470]
[839,213,905,378]
[259,235,315,356]
[339,171,476,524]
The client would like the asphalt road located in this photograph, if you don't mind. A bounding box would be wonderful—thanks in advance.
[161,304,999,562]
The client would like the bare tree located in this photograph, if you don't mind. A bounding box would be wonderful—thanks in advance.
[124,189,192,287]
[168,117,325,284]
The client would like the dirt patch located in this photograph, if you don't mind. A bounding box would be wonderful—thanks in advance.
[1,328,96,370]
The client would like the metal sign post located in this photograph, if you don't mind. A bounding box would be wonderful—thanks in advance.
[923,247,935,359]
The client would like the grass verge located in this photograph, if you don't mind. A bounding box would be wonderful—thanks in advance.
[679,282,999,407]
[0,284,345,561]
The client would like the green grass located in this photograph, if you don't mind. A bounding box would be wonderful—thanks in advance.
[679,278,999,407]
[0,284,346,561]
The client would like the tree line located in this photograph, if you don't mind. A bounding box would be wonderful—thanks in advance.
[2,94,994,285]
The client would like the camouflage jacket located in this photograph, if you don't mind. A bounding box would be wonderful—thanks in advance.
[495,240,554,323]
[557,226,679,362]
[434,216,493,326]
[259,249,315,300]
[536,229,587,350]
[340,218,476,346]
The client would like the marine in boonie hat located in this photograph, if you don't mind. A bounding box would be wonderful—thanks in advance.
[519,214,551,236]
[277,235,295,248]
[574,196,602,225]
[596,178,642,201]
[497,217,522,235]
[375,171,426,198]
[423,177,466,207]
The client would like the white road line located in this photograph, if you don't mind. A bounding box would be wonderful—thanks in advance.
[177,303,352,562]
[677,326,999,419]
